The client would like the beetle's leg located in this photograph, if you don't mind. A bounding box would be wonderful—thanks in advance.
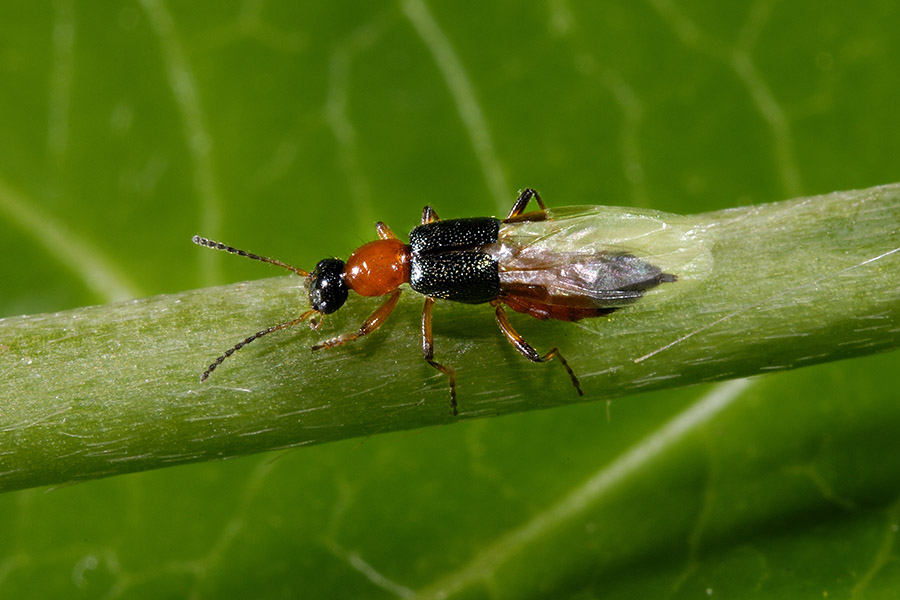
[201,310,318,381]
[507,187,546,217]
[421,206,440,224]
[504,188,549,222]
[492,301,583,396]
[375,221,398,240]
[311,289,402,351]
[421,296,457,415]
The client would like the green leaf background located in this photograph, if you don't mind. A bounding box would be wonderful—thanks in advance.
[2,1,899,597]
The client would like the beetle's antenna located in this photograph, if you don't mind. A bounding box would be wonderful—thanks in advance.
[201,310,318,381]
[193,235,310,277]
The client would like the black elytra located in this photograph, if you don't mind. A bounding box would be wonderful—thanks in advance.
[408,216,502,304]
[409,216,500,253]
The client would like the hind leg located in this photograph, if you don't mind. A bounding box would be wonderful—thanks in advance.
[492,301,583,396]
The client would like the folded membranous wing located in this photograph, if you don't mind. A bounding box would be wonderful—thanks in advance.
[484,205,711,319]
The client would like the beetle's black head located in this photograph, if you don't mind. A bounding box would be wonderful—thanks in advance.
[308,258,348,314]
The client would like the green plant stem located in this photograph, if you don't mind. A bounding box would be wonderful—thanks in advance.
[2,184,899,493]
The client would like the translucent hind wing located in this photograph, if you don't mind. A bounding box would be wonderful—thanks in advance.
[492,205,712,308]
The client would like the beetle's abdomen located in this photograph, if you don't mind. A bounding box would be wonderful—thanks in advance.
[409,217,500,253]
[410,252,500,303]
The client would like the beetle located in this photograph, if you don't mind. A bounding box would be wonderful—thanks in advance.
[194,188,677,415]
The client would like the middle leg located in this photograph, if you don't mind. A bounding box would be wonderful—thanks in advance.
[421,296,457,415]
[421,205,440,224]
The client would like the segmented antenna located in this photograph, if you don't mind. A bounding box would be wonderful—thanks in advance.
[201,311,317,381]
[192,235,309,277]
[193,235,316,380]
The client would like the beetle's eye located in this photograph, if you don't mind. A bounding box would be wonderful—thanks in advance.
[309,258,348,314]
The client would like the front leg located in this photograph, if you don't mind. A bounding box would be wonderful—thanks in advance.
[311,289,402,351]
[375,221,399,240]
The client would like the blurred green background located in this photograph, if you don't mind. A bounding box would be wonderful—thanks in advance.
[2,1,900,597]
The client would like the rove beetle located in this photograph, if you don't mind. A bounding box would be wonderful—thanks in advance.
[194,188,676,415]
